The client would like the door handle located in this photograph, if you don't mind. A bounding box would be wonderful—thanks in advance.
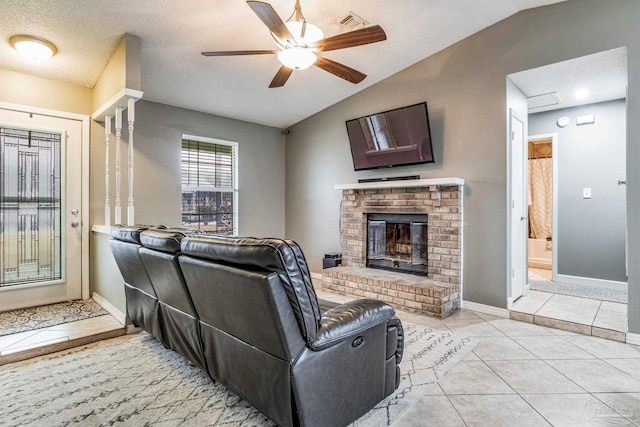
[521,216,528,221]
[71,221,80,228]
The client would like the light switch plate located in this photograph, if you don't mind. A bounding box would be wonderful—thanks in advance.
[583,188,592,199]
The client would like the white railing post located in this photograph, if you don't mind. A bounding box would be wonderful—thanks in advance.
[92,89,143,229]
[127,98,135,226]
[114,107,123,224]
[104,115,112,226]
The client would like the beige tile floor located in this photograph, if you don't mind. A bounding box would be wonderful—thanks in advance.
[1,287,639,426]
[511,268,628,341]
[0,314,125,366]
[315,287,640,426]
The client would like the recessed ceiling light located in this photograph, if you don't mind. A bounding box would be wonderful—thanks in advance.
[575,88,589,100]
[9,35,57,61]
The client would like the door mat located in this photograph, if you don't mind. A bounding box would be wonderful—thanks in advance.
[0,299,109,337]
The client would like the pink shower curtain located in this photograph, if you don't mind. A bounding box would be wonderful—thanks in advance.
[528,158,552,243]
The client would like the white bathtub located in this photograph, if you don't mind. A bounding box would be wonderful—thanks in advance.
[528,238,552,269]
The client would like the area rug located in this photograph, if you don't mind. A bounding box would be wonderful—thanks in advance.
[0,323,474,427]
[0,299,108,337]
[529,279,627,304]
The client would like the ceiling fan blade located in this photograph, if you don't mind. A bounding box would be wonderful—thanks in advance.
[312,25,387,52]
[201,50,279,56]
[269,65,294,88]
[314,56,366,84]
[247,1,295,44]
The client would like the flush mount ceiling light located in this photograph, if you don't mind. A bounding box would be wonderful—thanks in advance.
[10,35,57,61]
[575,88,589,100]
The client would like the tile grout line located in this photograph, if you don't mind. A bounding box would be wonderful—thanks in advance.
[470,347,555,426]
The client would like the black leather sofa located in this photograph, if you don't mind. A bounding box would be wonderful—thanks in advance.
[109,225,404,427]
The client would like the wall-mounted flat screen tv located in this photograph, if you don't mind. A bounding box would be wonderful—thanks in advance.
[345,102,434,171]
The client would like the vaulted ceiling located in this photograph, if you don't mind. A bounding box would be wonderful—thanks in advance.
[1,0,566,128]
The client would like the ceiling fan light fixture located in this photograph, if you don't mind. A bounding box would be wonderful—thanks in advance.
[10,35,57,61]
[285,21,324,45]
[277,47,317,70]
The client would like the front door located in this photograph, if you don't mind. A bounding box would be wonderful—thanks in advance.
[0,107,84,311]
[510,109,527,301]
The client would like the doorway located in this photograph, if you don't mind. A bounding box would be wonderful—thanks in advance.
[0,105,88,312]
[527,134,557,285]
[507,47,627,321]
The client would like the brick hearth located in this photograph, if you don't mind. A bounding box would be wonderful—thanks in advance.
[322,178,464,318]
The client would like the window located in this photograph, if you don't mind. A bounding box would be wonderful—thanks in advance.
[181,135,238,234]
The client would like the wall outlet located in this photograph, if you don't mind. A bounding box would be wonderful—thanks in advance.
[583,187,592,199]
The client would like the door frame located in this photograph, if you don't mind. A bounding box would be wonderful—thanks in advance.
[0,101,90,300]
[528,133,559,281]
[507,108,528,307]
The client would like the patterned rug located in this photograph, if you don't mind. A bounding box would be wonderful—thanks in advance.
[529,279,627,304]
[0,323,475,427]
[0,299,108,337]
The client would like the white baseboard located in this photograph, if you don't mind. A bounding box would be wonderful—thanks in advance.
[92,292,126,325]
[554,274,627,291]
[627,332,640,346]
[462,300,509,318]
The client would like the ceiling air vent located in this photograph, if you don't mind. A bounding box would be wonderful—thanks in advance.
[527,92,561,110]
[337,11,369,32]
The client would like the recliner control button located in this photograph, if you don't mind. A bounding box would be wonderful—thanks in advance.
[352,336,365,348]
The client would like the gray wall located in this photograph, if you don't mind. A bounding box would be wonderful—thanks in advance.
[529,100,627,282]
[90,100,286,314]
[285,0,640,328]
[90,100,286,235]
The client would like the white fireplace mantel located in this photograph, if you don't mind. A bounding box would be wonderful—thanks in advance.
[334,177,464,191]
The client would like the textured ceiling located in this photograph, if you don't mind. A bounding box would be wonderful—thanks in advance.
[509,47,628,113]
[1,0,566,128]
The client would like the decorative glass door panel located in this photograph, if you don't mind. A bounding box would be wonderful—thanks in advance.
[1,127,62,286]
[367,220,386,260]
[410,222,427,265]
[0,107,82,312]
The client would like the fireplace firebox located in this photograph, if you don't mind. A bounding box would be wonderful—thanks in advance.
[366,213,428,275]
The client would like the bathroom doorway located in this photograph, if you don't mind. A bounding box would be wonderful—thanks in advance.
[527,134,557,285]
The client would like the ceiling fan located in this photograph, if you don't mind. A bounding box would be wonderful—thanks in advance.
[201,0,387,88]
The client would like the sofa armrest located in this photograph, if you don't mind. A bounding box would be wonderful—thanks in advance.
[310,299,395,351]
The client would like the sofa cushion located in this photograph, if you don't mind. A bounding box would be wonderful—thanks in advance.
[111,225,149,243]
[140,229,187,253]
[180,235,321,342]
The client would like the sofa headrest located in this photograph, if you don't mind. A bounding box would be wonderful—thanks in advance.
[140,229,189,253]
[111,225,151,244]
[181,235,321,342]
[181,235,292,270]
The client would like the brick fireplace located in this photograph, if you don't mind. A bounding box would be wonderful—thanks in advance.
[322,178,464,318]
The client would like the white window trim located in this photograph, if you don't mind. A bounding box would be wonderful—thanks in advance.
[181,134,239,235]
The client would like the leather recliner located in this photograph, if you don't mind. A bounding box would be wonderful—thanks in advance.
[109,225,163,343]
[138,228,206,371]
[110,228,404,427]
[178,234,404,427]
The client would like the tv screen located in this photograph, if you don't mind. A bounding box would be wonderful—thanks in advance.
[345,102,434,171]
